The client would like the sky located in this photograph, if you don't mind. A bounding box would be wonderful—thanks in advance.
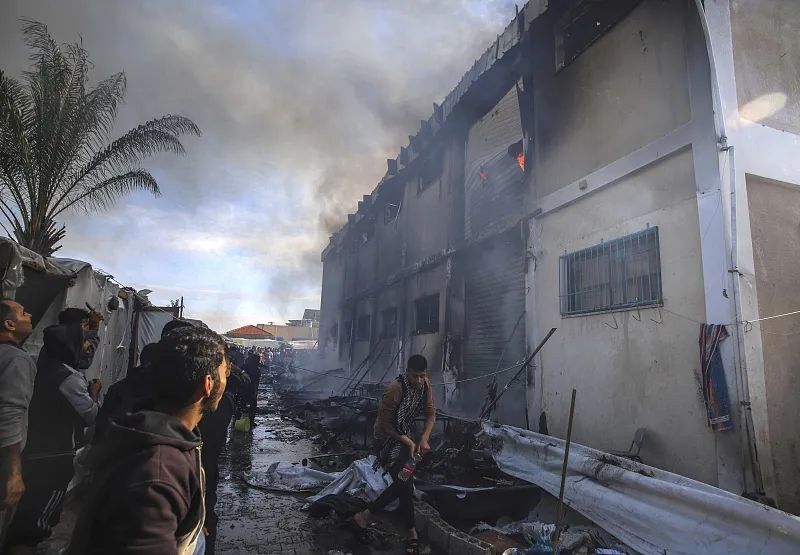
[0,0,519,332]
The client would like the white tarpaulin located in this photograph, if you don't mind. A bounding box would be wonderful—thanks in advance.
[136,310,174,355]
[308,456,392,503]
[242,462,339,492]
[482,422,800,555]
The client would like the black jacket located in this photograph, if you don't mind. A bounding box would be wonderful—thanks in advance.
[26,323,97,456]
[68,411,205,555]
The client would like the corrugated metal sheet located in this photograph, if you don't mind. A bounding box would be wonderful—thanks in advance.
[462,230,526,426]
[464,86,525,239]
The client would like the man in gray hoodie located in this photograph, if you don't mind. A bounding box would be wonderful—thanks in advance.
[0,299,34,546]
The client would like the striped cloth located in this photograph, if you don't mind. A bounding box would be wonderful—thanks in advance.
[376,373,427,470]
[699,324,734,432]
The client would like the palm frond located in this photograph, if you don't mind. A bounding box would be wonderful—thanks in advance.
[52,169,159,218]
[0,19,199,255]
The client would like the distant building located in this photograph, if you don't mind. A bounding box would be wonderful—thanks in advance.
[225,325,275,340]
[257,309,319,342]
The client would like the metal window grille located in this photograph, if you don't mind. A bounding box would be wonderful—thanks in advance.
[559,227,662,316]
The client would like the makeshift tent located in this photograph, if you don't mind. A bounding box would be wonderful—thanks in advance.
[0,237,165,388]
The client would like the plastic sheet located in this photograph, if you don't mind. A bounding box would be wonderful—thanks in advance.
[242,461,340,493]
[482,422,800,555]
[308,455,392,503]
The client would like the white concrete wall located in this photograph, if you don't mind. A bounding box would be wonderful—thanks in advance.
[746,177,800,514]
[523,0,750,489]
[731,0,800,135]
[531,149,724,484]
[534,0,692,197]
[701,0,800,505]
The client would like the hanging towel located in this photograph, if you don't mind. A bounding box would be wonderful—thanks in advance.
[699,324,734,432]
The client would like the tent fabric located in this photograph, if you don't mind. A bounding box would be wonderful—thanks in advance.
[136,310,175,356]
[481,422,800,555]
[242,462,339,493]
[308,456,392,503]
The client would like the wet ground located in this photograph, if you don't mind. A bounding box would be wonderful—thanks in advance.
[215,375,433,555]
[36,372,432,554]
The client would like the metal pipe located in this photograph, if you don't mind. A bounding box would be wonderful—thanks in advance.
[553,388,577,548]
[480,327,556,419]
[692,0,762,494]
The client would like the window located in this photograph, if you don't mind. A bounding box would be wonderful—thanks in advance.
[360,219,375,243]
[356,315,371,341]
[414,294,440,334]
[384,202,400,224]
[381,307,397,338]
[555,0,643,71]
[341,321,352,344]
[559,227,662,316]
[417,154,442,193]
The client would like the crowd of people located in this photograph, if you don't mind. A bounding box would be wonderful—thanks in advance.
[0,299,265,554]
[0,297,434,555]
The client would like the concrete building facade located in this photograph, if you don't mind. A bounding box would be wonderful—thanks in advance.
[318,0,800,513]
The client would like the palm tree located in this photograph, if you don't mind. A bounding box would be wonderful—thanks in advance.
[0,19,200,255]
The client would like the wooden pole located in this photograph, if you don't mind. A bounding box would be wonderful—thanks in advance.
[553,388,577,548]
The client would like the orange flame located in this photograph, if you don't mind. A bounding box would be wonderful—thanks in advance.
[516,152,525,172]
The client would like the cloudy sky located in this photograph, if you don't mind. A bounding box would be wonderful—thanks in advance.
[0,0,518,332]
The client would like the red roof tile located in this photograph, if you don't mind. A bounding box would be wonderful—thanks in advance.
[224,325,274,338]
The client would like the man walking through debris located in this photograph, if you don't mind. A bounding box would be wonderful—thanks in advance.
[68,326,229,555]
[353,354,436,555]
[0,299,35,547]
[6,322,102,550]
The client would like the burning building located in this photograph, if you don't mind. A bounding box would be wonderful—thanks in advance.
[318,0,800,516]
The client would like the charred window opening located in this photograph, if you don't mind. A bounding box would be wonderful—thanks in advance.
[384,202,400,224]
[414,293,440,335]
[555,0,643,71]
[341,320,352,345]
[559,227,662,316]
[360,219,375,243]
[356,315,371,341]
[381,307,397,338]
[507,140,525,173]
[417,153,443,194]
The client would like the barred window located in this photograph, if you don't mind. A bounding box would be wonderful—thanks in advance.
[559,227,662,316]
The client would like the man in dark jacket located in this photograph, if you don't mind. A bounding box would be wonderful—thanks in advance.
[242,350,261,425]
[69,325,229,555]
[198,364,248,554]
[6,323,102,548]
[94,319,194,443]
[58,307,104,370]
